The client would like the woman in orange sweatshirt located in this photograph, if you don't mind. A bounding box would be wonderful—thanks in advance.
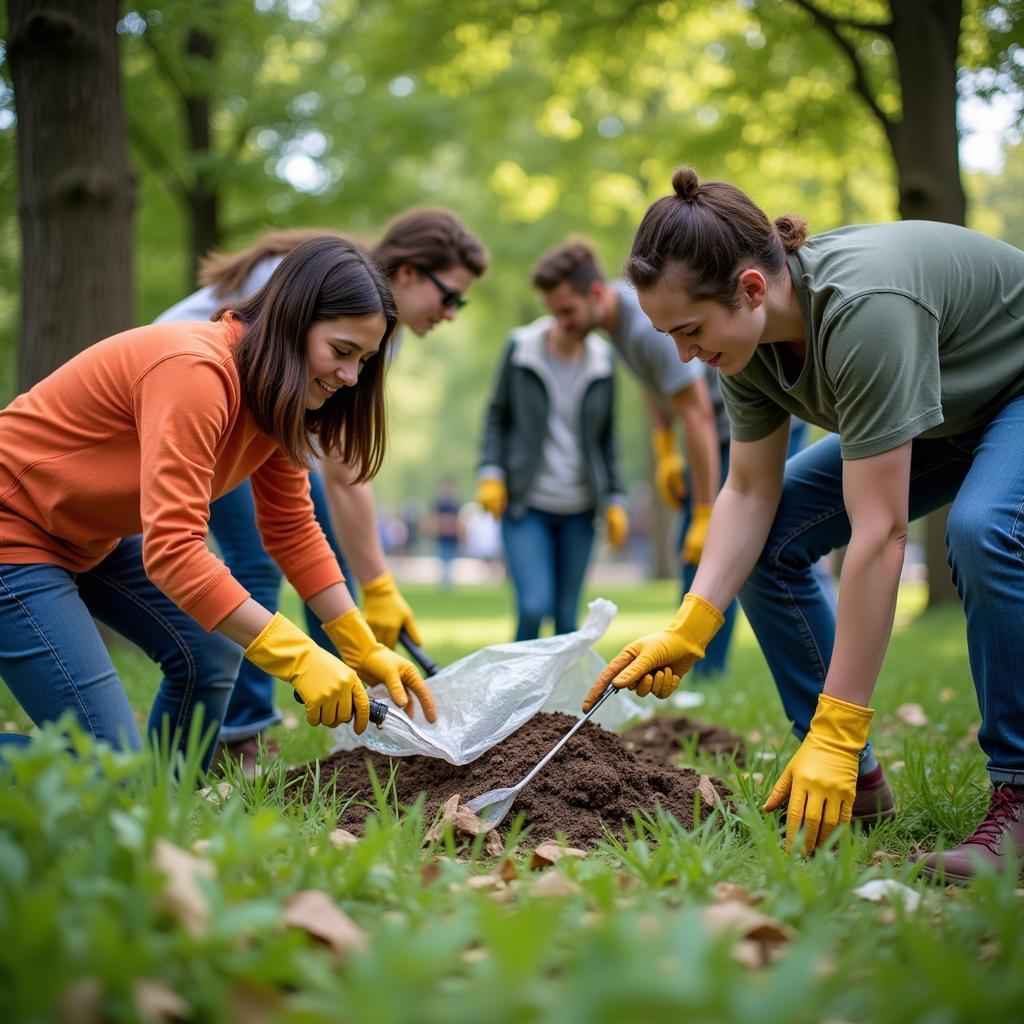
[0,236,435,768]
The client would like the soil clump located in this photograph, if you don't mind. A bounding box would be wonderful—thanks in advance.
[289,712,730,848]
[620,715,747,767]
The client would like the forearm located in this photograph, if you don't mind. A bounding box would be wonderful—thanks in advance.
[677,404,720,506]
[216,598,273,647]
[823,528,906,707]
[690,482,779,611]
[323,474,389,583]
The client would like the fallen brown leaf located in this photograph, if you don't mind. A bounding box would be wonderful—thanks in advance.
[283,890,368,962]
[530,871,582,898]
[421,859,444,885]
[712,882,751,904]
[152,839,215,938]
[423,794,496,846]
[467,873,506,892]
[702,900,793,968]
[530,840,588,870]
[698,775,719,808]
[484,830,504,858]
[895,702,929,727]
[133,979,189,1024]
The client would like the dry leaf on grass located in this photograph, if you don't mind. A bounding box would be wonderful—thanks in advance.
[56,977,103,1024]
[484,830,504,858]
[152,839,215,938]
[712,882,752,904]
[199,781,233,803]
[896,703,929,727]
[421,859,445,885]
[530,840,588,870]
[133,979,190,1024]
[698,775,720,808]
[702,900,792,968]
[497,858,519,883]
[423,794,496,845]
[530,871,582,898]
[467,873,506,892]
[328,829,359,848]
[283,890,368,961]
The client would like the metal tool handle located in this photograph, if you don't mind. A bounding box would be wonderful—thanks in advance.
[399,628,440,677]
[515,686,616,793]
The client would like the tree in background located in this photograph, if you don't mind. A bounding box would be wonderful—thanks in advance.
[6,0,135,389]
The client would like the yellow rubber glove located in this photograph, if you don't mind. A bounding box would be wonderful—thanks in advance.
[477,478,507,520]
[361,571,423,650]
[582,594,724,711]
[681,504,713,565]
[763,693,874,856]
[651,427,686,510]
[605,505,629,550]
[244,613,369,731]
[324,609,437,722]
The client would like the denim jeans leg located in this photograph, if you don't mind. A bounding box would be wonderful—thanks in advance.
[739,433,973,742]
[77,536,242,770]
[502,509,556,641]
[552,511,596,635]
[681,443,738,676]
[303,468,354,650]
[945,396,1024,785]
[0,562,141,750]
[207,480,284,740]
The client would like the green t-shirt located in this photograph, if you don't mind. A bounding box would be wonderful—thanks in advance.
[721,221,1024,459]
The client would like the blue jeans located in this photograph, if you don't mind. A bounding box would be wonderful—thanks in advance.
[207,469,352,742]
[502,507,596,641]
[0,536,242,769]
[738,397,1024,785]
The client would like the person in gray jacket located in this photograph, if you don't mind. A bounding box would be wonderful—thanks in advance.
[477,315,628,640]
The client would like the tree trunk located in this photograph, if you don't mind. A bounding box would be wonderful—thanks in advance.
[8,0,135,390]
[888,0,964,606]
[184,29,219,283]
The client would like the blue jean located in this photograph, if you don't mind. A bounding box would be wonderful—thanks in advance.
[738,397,1024,785]
[0,536,242,769]
[502,507,596,641]
[207,469,352,742]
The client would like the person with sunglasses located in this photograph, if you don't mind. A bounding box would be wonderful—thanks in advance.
[155,209,488,772]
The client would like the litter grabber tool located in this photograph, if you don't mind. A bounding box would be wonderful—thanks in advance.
[399,627,440,677]
[465,685,616,825]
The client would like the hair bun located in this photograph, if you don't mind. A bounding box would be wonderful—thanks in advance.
[671,166,702,201]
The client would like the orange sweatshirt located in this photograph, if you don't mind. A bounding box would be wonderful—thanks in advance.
[0,316,343,630]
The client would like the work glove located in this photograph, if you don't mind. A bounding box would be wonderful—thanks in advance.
[244,613,369,731]
[324,608,437,722]
[582,593,724,711]
[651,427,686,510]
[681,504,713,565]
[477,478,507,520]
[763,693,873,856]
[361,571,423,650]
[605,504,629,550]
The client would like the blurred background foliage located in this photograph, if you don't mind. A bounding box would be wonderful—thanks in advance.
[0,0,1022,508]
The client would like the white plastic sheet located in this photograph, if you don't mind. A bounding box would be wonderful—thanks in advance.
[330,598,653,764]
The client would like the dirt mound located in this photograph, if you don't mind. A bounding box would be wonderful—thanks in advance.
[620,715,746,767]
[289,712,731,848]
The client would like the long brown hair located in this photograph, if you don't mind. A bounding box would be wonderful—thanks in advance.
[199,228,350,298]
[627,167,808,308]
[371,208,489,278]
[229,237,397,480]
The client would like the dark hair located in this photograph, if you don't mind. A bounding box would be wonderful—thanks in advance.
[371,207,489,279]
[531,237,606,294]
[229,236,398,480]
[626,167,808,308]
[199,228,350,298]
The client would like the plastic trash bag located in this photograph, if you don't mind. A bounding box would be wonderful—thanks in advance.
[330,598,652,764]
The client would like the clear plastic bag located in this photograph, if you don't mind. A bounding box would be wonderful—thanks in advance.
[330,598,652,764]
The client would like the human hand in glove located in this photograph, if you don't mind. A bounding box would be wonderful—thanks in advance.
[763,693,873,855]
[244,613,369,731]
[651,427,686,510]
[361,571,422,650]
[324,608,437,722]
[477,478,507,520]
[581,593,724,711]
[605,505,629,550]
[681,504,713,565]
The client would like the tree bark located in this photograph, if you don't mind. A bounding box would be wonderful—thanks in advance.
[8,0,136,389]
[183,28,219,283]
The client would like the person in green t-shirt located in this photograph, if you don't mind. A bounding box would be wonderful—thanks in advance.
[582,166,1024,882]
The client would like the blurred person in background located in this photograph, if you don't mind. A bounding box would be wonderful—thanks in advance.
[432,478,464,590]
[156,209,487,771]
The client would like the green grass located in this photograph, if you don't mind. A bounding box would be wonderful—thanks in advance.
[1,580,1022,1023]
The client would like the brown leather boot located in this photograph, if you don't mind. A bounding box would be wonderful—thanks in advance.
[918,785,1024,883]
[851,764,896,826]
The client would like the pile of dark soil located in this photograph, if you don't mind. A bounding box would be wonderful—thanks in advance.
[288,712,730,848]
[620,715,747,767]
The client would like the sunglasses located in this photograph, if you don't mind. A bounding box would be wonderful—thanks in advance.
[421,268,468,311]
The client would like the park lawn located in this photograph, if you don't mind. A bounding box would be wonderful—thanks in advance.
[1,580,1022,1023]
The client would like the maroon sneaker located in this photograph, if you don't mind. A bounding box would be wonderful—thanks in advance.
[918,785,1024,883]
[851,764,896,826]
